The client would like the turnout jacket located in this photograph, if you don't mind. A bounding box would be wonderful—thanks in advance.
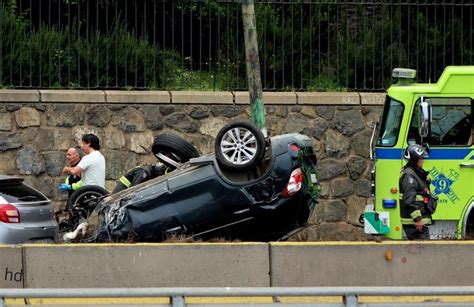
[118,163,169,189]
[399,164,436,225]
[64,161,82,197]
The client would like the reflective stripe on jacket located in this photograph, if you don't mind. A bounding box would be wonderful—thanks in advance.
[399,166,432,225]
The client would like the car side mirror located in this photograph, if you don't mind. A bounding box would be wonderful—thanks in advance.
[418,97,431,139]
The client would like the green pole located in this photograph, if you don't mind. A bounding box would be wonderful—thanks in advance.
[242,0,267,138]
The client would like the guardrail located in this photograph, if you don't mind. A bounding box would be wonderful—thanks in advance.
[2,287,474,307]
[1,1,472,90]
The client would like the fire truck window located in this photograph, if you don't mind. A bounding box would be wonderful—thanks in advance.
[428,98,472,146]
[377,98,404,147]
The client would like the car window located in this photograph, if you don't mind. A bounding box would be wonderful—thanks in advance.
[0,183,47,203]
[408,98,472,146]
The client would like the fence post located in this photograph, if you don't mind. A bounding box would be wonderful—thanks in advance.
[171,295,185,307]
[344,294,358,307]
[242,0,267,138]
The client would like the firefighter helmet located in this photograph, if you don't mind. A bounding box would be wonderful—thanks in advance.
[403,144,428,164]
[151,162,171,176]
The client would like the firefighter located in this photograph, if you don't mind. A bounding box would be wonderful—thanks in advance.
[399,144,437,240]
[112,162,172,194]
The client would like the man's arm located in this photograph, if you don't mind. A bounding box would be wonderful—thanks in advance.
[130,168,149,186]
[62,165,82,176]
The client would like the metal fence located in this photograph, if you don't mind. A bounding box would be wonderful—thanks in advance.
[2,286,474,307]
[0,0,472,91]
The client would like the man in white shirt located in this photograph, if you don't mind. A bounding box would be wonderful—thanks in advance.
[62,134,106,188]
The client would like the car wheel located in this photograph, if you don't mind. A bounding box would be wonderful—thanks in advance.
[152,133,200,168]
[66,185,108,214]
[215,121,266,171]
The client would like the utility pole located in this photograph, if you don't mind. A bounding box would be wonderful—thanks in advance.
[242,0,267,138]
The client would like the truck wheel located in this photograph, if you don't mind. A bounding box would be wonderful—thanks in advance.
[215,121,266,171]
[465,211,474,238]
[152,133,200,169]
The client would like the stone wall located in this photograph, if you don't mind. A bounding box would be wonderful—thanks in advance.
[0,90,385,240]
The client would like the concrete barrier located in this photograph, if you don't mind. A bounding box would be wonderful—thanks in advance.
[105,90,170,104]
[0,245,23,288]
[3,242,473,289]
[269,242,474,287]
[296,92,360,105]
[234,91,297,105]
[171,91,233,104]
[39,90,106,103]
[23,243,270,288]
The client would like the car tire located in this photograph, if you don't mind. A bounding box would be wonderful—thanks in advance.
[215,121,266,171]
[152,133,200,168]
[66,185,108,212]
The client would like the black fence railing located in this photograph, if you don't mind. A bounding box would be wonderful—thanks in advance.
[0,0,472,91]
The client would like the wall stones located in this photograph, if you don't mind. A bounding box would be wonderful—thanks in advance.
[346,195,367,227]
[347,156,367,180]
[331,178,354,198]
[165,112,199,133]
[15,107,40,127]
[111,107,146,132]
[103,127,126,149]
[86,106,113,127]
[0,151,17,174]
[160,105,175,116]
[43,151,66,177]
[16,146,45,175]
[142,105,163,130]
[0,112,11,131]
[323,199,347,222]
[316,106,335,120]
[188,106,210,120]
[222,105,243,118]
[47,104,82,127]
[324,130,350,158]
[199,118,228,137]
[285,113,311,134]
[316,159,347,181]
[351,130,373,157]
[354,179,373,198]
[0,132,22,152]
[130,131,154,154]
[0,96,384,241]
[334,109,365,136]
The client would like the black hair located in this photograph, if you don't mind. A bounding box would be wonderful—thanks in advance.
[82,134,101,150]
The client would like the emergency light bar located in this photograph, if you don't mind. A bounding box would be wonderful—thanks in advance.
[392,68,416,79]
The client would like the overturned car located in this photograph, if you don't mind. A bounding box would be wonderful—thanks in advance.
[63,122,320,242]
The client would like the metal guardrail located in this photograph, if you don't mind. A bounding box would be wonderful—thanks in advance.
[0,1,472,91]
[2,287,474,307]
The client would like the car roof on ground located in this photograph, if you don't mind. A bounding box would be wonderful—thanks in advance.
[0,175,24,183]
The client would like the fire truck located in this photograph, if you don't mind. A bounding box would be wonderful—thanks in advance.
[364,66,473,239]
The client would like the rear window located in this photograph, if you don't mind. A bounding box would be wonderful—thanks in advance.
[0,183,48,203]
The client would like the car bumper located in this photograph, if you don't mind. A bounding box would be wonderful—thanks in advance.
[0,223,58,244]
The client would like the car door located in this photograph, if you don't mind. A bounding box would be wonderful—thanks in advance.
[168,164,252,235]
[409,97,473,230]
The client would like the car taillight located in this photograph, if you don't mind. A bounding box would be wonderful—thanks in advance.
[289,144,299,152]
[0,204,20,223]
[282,168,303,198]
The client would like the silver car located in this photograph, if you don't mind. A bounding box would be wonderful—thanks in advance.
[0,175,58,244]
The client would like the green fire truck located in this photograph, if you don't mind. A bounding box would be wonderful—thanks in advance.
[364,66,474,239]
